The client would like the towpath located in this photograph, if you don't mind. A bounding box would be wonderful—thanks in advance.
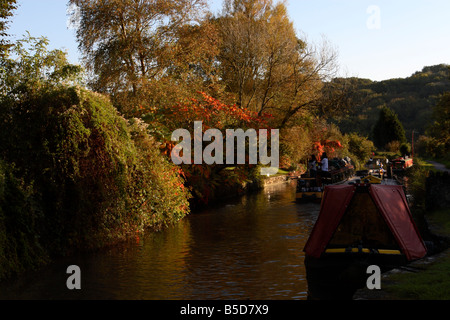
[427,161,450,173]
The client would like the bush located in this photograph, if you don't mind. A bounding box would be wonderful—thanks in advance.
[0,160,48,279]
[144,92,270,205]
[385,140,401,153]
[405,163,429,212]
[372,106,406,149]
[400,143,411,157]
[344,132,375,169]
[0,86,190,261]
[415,135,449,160]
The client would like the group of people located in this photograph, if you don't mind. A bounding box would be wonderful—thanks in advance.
[368,156,388,178]
[307,153,329,177]
[307,153,353,178]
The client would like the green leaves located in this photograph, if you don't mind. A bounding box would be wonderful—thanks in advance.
[372,106,407,150]
[423,91,450,158]
[0,0,17,58]
[0,85,191,260]
[69,0,207,97]
[0,33,84,97]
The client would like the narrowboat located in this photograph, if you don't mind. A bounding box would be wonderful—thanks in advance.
[390,157,414,176]
[304,183,427,300]
[296,177,324,203]
[296,160,354,203]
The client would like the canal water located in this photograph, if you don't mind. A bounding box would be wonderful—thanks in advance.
[0,180,320,300]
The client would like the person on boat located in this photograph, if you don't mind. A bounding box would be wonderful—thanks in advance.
[379,162,386,179]
[321,153,329,172]
[319,153,331,180]
[308,155,317,177]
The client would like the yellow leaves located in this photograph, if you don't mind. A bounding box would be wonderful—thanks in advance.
[70,0,208,95]
[217,0,337,126]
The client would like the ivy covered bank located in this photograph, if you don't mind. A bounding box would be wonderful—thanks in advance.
[0,85,190,280]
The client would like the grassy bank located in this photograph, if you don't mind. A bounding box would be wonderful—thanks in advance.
[382,207,450,300]
[384,247,450,300]
[370,160,450,300]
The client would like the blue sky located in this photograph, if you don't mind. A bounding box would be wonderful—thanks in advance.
[8,0,450,81]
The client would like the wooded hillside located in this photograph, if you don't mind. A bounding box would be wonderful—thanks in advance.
[331,64,450,142]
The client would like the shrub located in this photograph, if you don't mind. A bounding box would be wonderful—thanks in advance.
[144,92,271,204]
[400,142,411,157]
[385,140,401,153]
[0,160,48,279]
[0,86,190,260]
[344,132,375,169]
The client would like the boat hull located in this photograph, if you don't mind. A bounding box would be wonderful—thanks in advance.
[295,191,322,203]
[305,252,407,300]
[296,164,354,203]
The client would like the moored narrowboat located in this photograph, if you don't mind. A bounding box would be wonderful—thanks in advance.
[390,156,414,176]
[296,160,355,203]
[296,178,324,203]
[304,183,427,299]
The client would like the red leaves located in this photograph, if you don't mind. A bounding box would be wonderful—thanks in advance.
[162,92,271,130]
[313,139,343,159]
[152,92,275,205]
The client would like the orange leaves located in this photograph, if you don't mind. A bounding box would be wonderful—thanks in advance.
[313,141,325,159]
[157,92,274,164]
[313,139,343,159]
[153,92,274,205]
[324,139,343,149]
[140,91,272,136]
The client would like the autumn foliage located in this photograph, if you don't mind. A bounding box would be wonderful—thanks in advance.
[313,140,344,160]
[144,92,273,204]
[0,0,378,280]
[0,86,191,260]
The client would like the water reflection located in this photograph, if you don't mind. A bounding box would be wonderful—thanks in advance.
[0,181,319,300]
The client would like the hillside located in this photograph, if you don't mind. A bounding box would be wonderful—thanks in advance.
[331,64,450,143]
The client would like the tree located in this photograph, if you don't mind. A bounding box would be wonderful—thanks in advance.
[372,106,406,150]
[427,91,450,157]
[68,0,210,113]
[0,0,17,57]
[215,0,340,128]
[154,92,271,204]
[114,17,222,117]
[345,132,375,168]
[0,33,83,98]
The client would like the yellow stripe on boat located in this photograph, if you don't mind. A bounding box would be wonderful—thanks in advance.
[361,175,382,184]
[325,248,401,255]
[378,249,402,255]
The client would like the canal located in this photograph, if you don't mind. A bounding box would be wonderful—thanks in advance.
[0,180,320,300]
